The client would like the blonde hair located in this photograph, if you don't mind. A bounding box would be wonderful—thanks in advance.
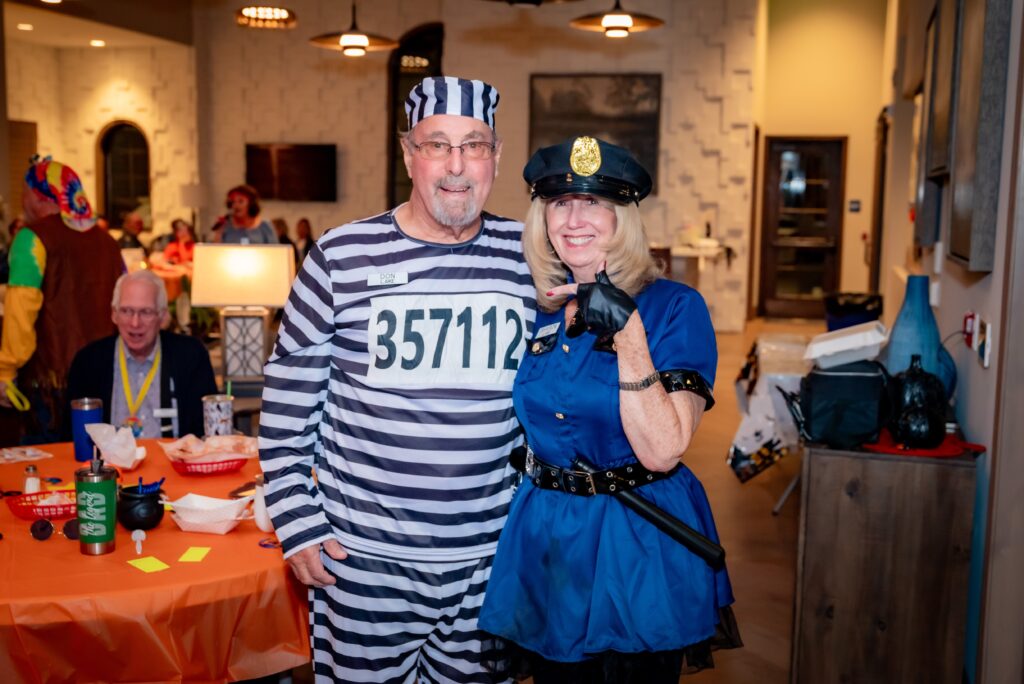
[523,197,660,313]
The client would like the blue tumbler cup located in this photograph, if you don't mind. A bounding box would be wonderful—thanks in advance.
[71,398,103,462]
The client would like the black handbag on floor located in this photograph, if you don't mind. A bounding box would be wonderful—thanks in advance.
[779,360,892,450]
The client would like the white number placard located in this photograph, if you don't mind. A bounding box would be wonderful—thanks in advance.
[367,293,526,388]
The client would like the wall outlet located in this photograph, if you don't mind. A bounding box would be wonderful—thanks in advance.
[977,318,992,368]
[963,311,976,348]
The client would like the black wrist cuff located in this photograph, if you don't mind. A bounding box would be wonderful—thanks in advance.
[659,369,715,411]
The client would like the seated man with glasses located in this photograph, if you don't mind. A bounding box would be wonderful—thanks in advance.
[66,270,217,439]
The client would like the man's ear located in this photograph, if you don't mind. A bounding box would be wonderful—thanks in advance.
[401,136,415,179]
[160,309,172,329]
[492,139,503,178]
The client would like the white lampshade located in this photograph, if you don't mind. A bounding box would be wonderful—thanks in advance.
[190,244,295,307]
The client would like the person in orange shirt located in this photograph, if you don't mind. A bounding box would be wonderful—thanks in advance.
[162,218,196,265]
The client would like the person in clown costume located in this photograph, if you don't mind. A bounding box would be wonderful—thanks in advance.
[0,156,123,444]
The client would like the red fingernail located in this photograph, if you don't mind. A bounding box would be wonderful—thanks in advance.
[545,291,553,296]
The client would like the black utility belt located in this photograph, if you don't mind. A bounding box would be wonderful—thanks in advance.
[510,445,676,496]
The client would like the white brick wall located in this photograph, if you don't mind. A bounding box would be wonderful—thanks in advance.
[195,0,755,330]
[5,39,198,240]
[6,42,66,163]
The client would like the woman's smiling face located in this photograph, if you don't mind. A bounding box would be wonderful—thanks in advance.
[545,194,617,283]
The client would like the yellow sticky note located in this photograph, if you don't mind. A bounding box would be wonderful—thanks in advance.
[179,547,211,563]
[128,557,170,573]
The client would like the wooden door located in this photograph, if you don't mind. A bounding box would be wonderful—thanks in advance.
[759,138,846,318]
[8,121,38,217]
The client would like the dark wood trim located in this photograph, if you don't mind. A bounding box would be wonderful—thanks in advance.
[747,125,760,320]
[976,4,1024,677]
[869,109,890,294]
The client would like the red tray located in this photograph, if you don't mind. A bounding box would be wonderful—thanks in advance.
[6,491,77,520]
[171,458,246,476]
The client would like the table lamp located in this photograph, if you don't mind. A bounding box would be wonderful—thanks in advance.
[190,244,295,382]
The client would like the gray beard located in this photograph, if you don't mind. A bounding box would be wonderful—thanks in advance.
[430,179,479,228]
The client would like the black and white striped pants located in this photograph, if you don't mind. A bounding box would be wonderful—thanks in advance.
[310,549,510,683]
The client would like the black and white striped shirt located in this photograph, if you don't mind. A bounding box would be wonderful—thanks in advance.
[259,210,536,562]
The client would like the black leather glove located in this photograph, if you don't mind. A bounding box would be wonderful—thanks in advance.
[566,270,637,341]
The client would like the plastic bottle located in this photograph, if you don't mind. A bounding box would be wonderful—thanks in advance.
[23,465,41,494]
[253,473,274,533]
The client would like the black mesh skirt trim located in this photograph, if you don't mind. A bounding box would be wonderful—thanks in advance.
[483,605,743,681]
[679,605,744,674]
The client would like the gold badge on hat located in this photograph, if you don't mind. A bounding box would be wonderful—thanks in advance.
[570,136,601,177]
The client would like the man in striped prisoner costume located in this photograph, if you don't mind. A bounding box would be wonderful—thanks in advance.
[259,76,535,683]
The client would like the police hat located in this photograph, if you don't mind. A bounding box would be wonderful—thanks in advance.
[523,136,652,204]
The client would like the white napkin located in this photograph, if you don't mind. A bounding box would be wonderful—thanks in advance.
[163,493,253,535]
[84,423,146,470]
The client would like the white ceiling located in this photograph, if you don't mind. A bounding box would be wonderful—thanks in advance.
[3,1,176,48]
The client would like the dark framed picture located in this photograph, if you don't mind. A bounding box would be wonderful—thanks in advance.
[529,74,662,193]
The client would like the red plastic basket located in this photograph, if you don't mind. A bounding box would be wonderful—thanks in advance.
[6,491,77,521]
[171,458,246,476]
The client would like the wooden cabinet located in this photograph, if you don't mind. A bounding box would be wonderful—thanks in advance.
[791,447,976,683]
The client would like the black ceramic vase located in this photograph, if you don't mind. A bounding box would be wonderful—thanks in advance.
[117,485,165,531]
[891,354,947,448]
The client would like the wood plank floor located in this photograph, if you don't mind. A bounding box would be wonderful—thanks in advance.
[686,318,823,684]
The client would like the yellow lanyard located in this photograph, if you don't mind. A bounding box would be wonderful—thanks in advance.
[118,340,160,419]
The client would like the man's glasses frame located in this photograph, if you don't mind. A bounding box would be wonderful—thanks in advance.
[115,307,161,322]
[409,139,496,161]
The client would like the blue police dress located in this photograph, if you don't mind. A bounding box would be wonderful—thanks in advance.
[479,278,735,662]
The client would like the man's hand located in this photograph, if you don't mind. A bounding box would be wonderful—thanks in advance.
[286,539,348,588]
[0,381,13,408]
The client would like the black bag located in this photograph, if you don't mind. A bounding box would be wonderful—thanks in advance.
[779,360,891,450]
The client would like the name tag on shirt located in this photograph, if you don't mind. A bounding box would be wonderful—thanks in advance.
[366,292,526,389]
[367,272,409,287]
[153,408,178,419]
[535,322,560,339]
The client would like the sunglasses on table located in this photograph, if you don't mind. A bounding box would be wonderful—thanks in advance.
[30,518,80,541]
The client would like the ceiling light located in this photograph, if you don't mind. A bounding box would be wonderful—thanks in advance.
[477,0,584,5]
[40,0,62,4]
[16,23,34,31]
[570,0,663,38]
[309,1,397,57]
[90,40,106,47]
[236,5,297,29]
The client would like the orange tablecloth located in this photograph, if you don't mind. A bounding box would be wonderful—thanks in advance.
[152,267,188,302]
[0,441,309,684]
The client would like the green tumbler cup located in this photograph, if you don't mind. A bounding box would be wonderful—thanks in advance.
[75,461,119,555]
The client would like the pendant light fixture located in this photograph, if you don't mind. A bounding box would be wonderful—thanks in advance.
[569,0,663,38]
[309,1,398,57]
[236,6,297,29]
[477,0,583,5]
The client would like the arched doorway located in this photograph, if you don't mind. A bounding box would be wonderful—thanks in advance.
[387,24,444,207]
[98,122,150,226]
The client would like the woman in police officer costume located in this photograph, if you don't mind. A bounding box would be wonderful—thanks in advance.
[478,137,741,682]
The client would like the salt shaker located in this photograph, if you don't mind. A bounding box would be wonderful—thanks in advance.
[253,473,274,533]
[23,465,41,494]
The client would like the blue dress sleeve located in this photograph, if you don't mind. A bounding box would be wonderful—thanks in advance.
[640,281,718,389]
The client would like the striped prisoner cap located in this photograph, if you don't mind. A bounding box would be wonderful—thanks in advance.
[405,76,499,130]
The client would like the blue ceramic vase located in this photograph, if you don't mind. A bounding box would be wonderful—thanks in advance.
[882,275,956,398]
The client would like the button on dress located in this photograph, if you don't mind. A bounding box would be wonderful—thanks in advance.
[479,279,735,662]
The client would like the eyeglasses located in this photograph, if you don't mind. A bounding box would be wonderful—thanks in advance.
[115,307,160,321]
[410,140,496,161]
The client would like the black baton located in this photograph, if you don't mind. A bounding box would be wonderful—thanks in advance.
[572,456,726,569]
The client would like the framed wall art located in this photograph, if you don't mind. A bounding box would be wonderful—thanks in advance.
[529,73,662,193]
